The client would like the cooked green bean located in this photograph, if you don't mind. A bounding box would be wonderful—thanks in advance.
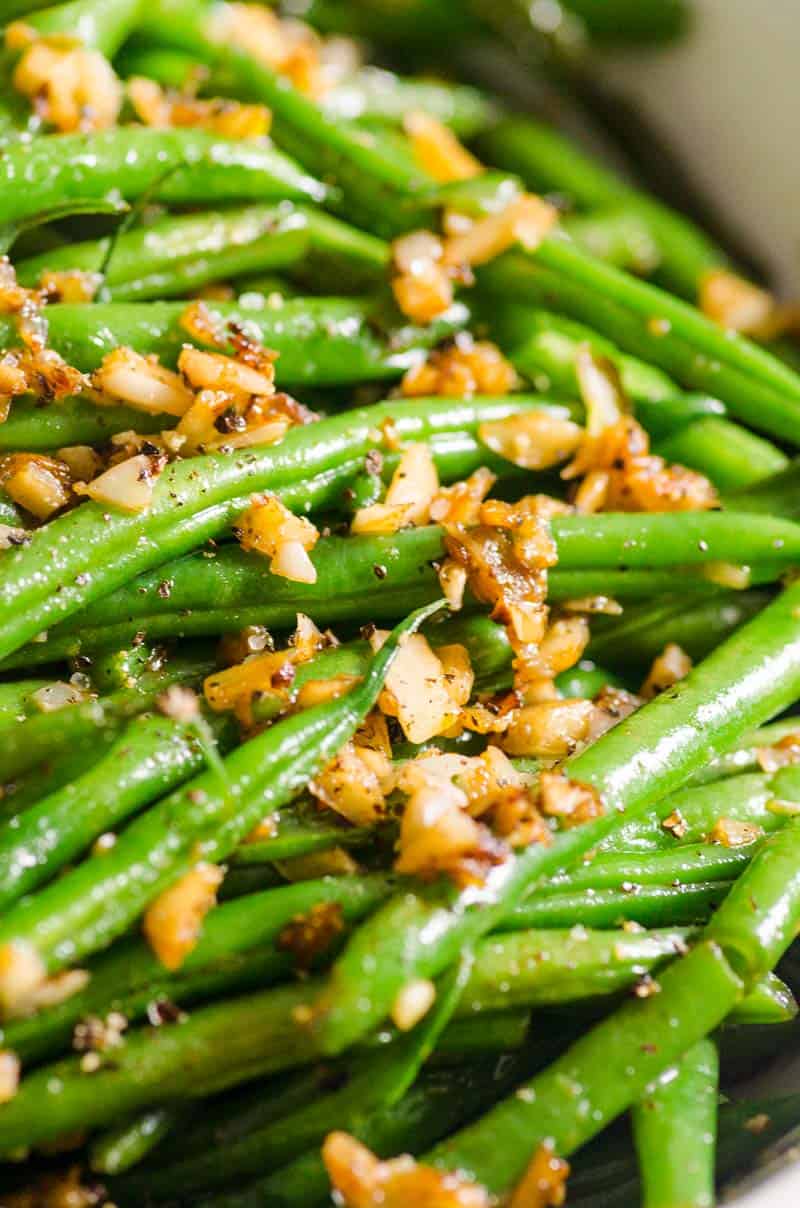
[632,1038,719,1208]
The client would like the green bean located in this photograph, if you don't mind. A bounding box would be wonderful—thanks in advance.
[547,513,800,573]
[0,980,320,1152]
[632,1038,719,1208]
[1,875,393,1066]
[113,952,472,1199]
[0,740,118,820]
[476,117,726,299]
[479,243,800,441]
[0,647,214,783]
[424,773,800,1194]
[563,205,666,275]
[148,1065,343,1166]
[424,941,742,1193]
[0,710,232,912]
[196,1052,541,1208]
[656,417,788,490]
[570,1091,800,1208]
[504,882,731,931]
[0,525,448,667]
[89,1107,178,1176]
[0,489,25,527]
[310,579,800,1055]
[8,506,798,672]
[119,41,495,137]
[139,4,445,237]
[322,67,497,137]
[427,1009,532,1059]
[496,305,680,404]
[724,457,800,520]
[0,292,466,377]
[587,590,772,669]
[0,604,438,984]
[490,302,787,484]
[599,772,783,852]
[16,204,388,301]
[0,678,53,727]
[541,843,757,895]
[705,812,800,985]
[0,127,326,230]
[689,719,800,785]
[457,926,691,1015]
[0,394,539,664]
[22,0,145,56]
[725,970,798,1026]
[0,393,167,452]
[229,812,374,865]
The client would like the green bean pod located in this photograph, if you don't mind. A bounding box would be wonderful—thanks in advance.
[0,394,544,664]
[16,204,388,301]
[0,603,440,981]
[0,293,466,378]
[310,579,800,1055]
[89,1107,177,1176]
[705,812,800,985]
[479,243,800,442]
[476,116,726,298]
[587,589,772,669]
[632,1038,719,1208]
[1,875,394,1066]
[0,648,215,783]
[424,941,742,1193]
[0,127,326,230]
[0,710,232,912]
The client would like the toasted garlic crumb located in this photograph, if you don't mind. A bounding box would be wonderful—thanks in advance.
[352,442,439,534]
[323,1131,491,1207]
[479,411,583,471]
[641,643,692,699]
[757,733,800,773]
[404,110,483,182]
[371,629,458,744]
[0,941,46,1017]
[391,979,436,1031]
[509,1140,570,1208]
[83,451,166,514]
[699,268,795,338]
[311,742,394,826]
[129,76,271,138]
[442,194,558,268]
[31,681,90,713]
[13,38,122,132]
[402,337,517,398]
[390,229,454,323]
[236,493,319,583]
[0,453,73,520]
[143,863,224,970]
[94,348,194,417]
[0,1051,20,1104]
[709,817,763,848]
[661,809,688,839]
[278,901,345,971]
[502,699,596,759]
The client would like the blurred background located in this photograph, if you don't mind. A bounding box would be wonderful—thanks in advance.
[600,0,800,293]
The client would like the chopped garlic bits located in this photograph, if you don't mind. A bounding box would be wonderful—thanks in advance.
[11,28,122,132]
[236,492,320,583]
[322,1132,492,1208]
[143,862,224,970]
[352,442,439,535]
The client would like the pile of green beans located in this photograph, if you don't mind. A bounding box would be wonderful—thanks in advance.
[1,1,800,1206]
